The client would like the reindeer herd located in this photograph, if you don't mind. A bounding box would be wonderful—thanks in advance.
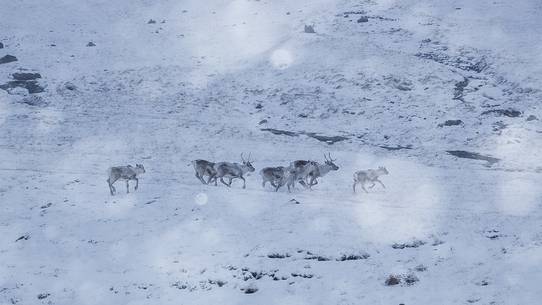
[106,153,389,196]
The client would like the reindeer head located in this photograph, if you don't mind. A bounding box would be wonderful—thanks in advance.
[135,164,146,174]
[377,166,389,175]
[241,153,256,172]
[323,153,339,171]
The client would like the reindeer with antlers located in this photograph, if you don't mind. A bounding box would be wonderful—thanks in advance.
[288,153,339,190]
[213,153,256,189]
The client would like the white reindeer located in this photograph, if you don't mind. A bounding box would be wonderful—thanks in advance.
[107,164,146,195]
[288,153,339,190]
[214,153,255,189]
[353,166,389,193]
[260,166,292,192]
[192,159,217,185]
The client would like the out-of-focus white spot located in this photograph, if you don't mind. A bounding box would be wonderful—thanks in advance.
[195,192,208,205]
[497,178,539,216]
[270,49,293,69]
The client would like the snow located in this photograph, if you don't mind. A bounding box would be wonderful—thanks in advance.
[1,0,542,304]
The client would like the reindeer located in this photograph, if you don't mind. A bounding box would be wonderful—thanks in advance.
[353,166,389,193]
[214,153,255,189]
[107,164,146,195]
[305,153,339,188]
[192,159,217,185]
[260,166,292,192]
[288,153,339,190]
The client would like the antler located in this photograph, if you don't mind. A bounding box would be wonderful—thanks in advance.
[248,153,252,162]
[323,153,329,162]
[241,153,245,162]
[328,152,336,161]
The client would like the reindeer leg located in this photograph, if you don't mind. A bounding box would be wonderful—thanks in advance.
[376,179,386,189]
[227,178,233,187]
[135,178,139,190]
[126,180,130,193]
[361,184,369,193]
[353,181,357,193]
[195,173,206,184]
[369,182,376,189]
[240,176,246,189]
[208,174,217,186]
[107,179,115,195]
[220,178,229,187]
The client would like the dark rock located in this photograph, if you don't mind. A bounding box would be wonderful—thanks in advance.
[0,80,45,94]
[64,82,77,90]
[392,239,426,249]
[15,234,30,242]
[261,128,348,144]
[267,253,290,259]
[255,103,263,109]
[242,284,258,294]
[0,42,3,49]
[337,253,370,261]
[357,16,369,23]
[12,72,41,81]
[261,128,298,137]
[438,119,463,127]
[258,119,268,125]
[404,274,419,285]
[37,293,50,300]
[453,77,469,101]
[304,255,331,261]
[86,42,96,47]
[526,115,538,121]
[385,275,401,286]
[289,199,300,204]
[0,54,17,64]
[379,145,412,151]
[304,25,315,33]
[24,81,45,94]
[303,132,348,144]
[481,108,522,117]
[446,150,500,164]
[147,19,156,24]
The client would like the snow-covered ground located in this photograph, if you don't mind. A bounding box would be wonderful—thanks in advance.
[1,0,541,304]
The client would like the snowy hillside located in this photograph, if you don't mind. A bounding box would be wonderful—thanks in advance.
[1,0,541,304]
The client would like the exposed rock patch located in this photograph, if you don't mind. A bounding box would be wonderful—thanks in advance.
[12,72,41,81]
[446,150,500,164]
[438,119,463,127]
[481,108,522,118]
[0,80,45,94]
[304,25,315,33]
[0,54,18,64]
